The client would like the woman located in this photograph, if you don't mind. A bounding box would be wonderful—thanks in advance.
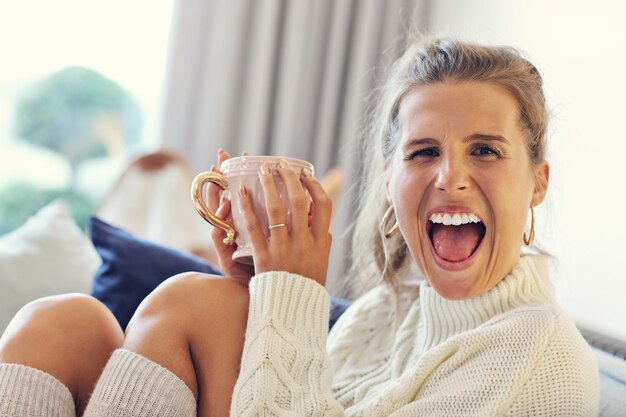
[0,38,599,416]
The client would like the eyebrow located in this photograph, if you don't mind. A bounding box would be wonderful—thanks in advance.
[402,134,510,149]
[402,137,439,150]
[462,133,510,144]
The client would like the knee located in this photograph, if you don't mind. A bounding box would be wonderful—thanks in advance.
[127,273,249,340]
[0,293,123,364]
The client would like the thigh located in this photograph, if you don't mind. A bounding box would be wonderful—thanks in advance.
[123,273,249,417]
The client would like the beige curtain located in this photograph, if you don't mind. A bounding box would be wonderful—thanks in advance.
[159,0,428,296]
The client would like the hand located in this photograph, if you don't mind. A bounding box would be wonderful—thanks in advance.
[238,158,333,286]
[207,149,255,285]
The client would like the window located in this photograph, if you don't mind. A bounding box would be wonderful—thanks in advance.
[0,0,174,233]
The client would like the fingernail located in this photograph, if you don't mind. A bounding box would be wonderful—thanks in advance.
[301,167,312,178]
[278,158,289,169]
[238,184,247,197]
[260,162,271,176]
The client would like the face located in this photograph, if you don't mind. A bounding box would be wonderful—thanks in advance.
[386,81,549,300]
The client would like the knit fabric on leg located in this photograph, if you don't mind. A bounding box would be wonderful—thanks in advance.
[0,363,76,417]
[83,349,196,417]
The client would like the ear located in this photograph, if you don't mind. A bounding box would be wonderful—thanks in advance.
[531,161,550,207]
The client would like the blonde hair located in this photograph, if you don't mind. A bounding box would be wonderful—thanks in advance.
[350,38,549,295]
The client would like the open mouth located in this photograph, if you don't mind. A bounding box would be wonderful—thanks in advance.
[427,212,486,264]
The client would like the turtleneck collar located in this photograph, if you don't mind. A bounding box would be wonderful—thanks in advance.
[414,255,555,351]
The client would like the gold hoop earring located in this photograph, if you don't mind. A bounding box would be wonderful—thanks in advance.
[381,205,399,239]
[523,206,535,246]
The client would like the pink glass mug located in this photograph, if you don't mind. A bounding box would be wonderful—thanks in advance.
[191,155,314,265]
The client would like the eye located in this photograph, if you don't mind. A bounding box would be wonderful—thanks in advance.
[471,144,502,157]
[403,147,440,160]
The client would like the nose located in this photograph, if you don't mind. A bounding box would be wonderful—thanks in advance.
[434,153,470,193]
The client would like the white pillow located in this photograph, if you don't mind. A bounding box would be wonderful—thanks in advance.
[0,200,101,333]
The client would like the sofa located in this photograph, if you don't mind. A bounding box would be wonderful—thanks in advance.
[1,200,624,415]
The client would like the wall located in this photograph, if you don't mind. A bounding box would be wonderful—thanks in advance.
[427,0,626,339]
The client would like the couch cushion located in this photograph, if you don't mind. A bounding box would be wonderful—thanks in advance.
[89,216,222,329]
[595,348,626,416]
[0,201,100,333]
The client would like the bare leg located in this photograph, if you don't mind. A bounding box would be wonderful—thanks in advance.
[121,272,249,417]
[0,294,124,415]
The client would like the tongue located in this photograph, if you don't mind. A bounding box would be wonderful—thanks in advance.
[431,223,483,262]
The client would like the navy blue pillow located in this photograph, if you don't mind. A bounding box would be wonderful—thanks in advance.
[89,217,223,329]
[89,216,352,330]
[329,297,351,330]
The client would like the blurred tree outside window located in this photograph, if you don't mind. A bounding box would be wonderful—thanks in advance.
[0,0,174,234]
[15,67,143,187]
[0,67,142,232]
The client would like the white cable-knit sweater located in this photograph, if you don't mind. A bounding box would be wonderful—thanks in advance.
[230,256,599,416]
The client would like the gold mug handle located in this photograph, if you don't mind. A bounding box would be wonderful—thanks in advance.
[191,172,237,245]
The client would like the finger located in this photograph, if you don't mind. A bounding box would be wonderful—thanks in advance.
[207,165,222,213]
[258,162,289,239]
[300,170,333,239]
[238,184,269,256]
[215,196,231,221]
[275,159,309,234]
[218,148,230,168]
[210,198,236,256]
[242,150,250,156]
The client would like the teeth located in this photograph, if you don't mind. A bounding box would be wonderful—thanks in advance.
[429,212,482,225]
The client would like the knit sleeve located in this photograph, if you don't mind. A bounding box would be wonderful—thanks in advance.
[230,271,345,417]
